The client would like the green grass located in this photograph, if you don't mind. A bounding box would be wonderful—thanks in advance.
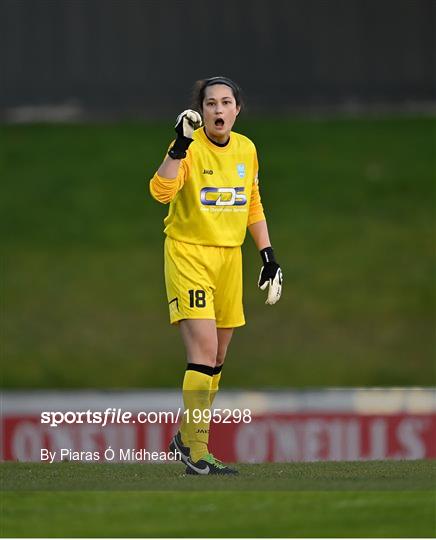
[1,117,435,388]
[1,460,435,537]
[2,459,435,491]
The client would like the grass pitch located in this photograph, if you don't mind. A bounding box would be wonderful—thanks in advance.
[1,117,435,388]
[1,460,435,537]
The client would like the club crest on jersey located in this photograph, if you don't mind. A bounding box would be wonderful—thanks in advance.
[237,163,246,178]
[200,187,247,206]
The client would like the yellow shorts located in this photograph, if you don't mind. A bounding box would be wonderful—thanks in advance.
[164,236,245,328]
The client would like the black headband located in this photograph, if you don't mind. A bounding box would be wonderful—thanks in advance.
[204,76,239,94]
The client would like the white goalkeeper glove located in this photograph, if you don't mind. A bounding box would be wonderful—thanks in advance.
[168,109,202,159]
[258,247,283,305]
[175,109,202,138]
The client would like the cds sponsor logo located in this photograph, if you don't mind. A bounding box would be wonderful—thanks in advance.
[200,187,247,206]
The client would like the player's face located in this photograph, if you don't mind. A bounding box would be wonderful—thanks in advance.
[202,84,240,143]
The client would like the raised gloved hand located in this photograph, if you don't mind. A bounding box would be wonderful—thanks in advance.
[258,247,283,305]
[168,109,202,159]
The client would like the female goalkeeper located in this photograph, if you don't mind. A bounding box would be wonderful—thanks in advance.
[149,76,282,475]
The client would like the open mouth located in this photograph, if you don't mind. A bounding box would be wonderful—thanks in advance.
[214,118,224,127]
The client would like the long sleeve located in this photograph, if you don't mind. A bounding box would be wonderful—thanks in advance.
[247,176,266,226]
[247,149,265,226]
[150,172,185,204]
[149,147,189,204]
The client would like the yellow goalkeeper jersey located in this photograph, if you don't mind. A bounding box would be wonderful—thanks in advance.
[150,127,265,247]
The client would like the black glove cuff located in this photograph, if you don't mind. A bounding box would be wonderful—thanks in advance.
[168,136,193,160]
[260,246,276,265]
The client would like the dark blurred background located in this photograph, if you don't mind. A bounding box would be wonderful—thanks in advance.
[1,0,435,389]
[1,0,435,118]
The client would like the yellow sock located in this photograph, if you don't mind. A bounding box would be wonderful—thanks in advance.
[181,364,213,462]
[209,366,222,407]
[180,365,223,445]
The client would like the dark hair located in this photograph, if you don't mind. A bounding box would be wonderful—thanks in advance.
[192,76,243,113]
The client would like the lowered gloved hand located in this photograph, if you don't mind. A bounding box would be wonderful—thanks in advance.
[168,109,202,160]
[258,247,283,305]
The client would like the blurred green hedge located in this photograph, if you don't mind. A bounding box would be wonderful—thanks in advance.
[1,117,434,388]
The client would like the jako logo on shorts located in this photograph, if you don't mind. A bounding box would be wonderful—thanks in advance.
[200,187,247,206]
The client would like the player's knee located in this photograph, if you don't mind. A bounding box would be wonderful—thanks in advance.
[215,349,227,367]
[197,338,218,366]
